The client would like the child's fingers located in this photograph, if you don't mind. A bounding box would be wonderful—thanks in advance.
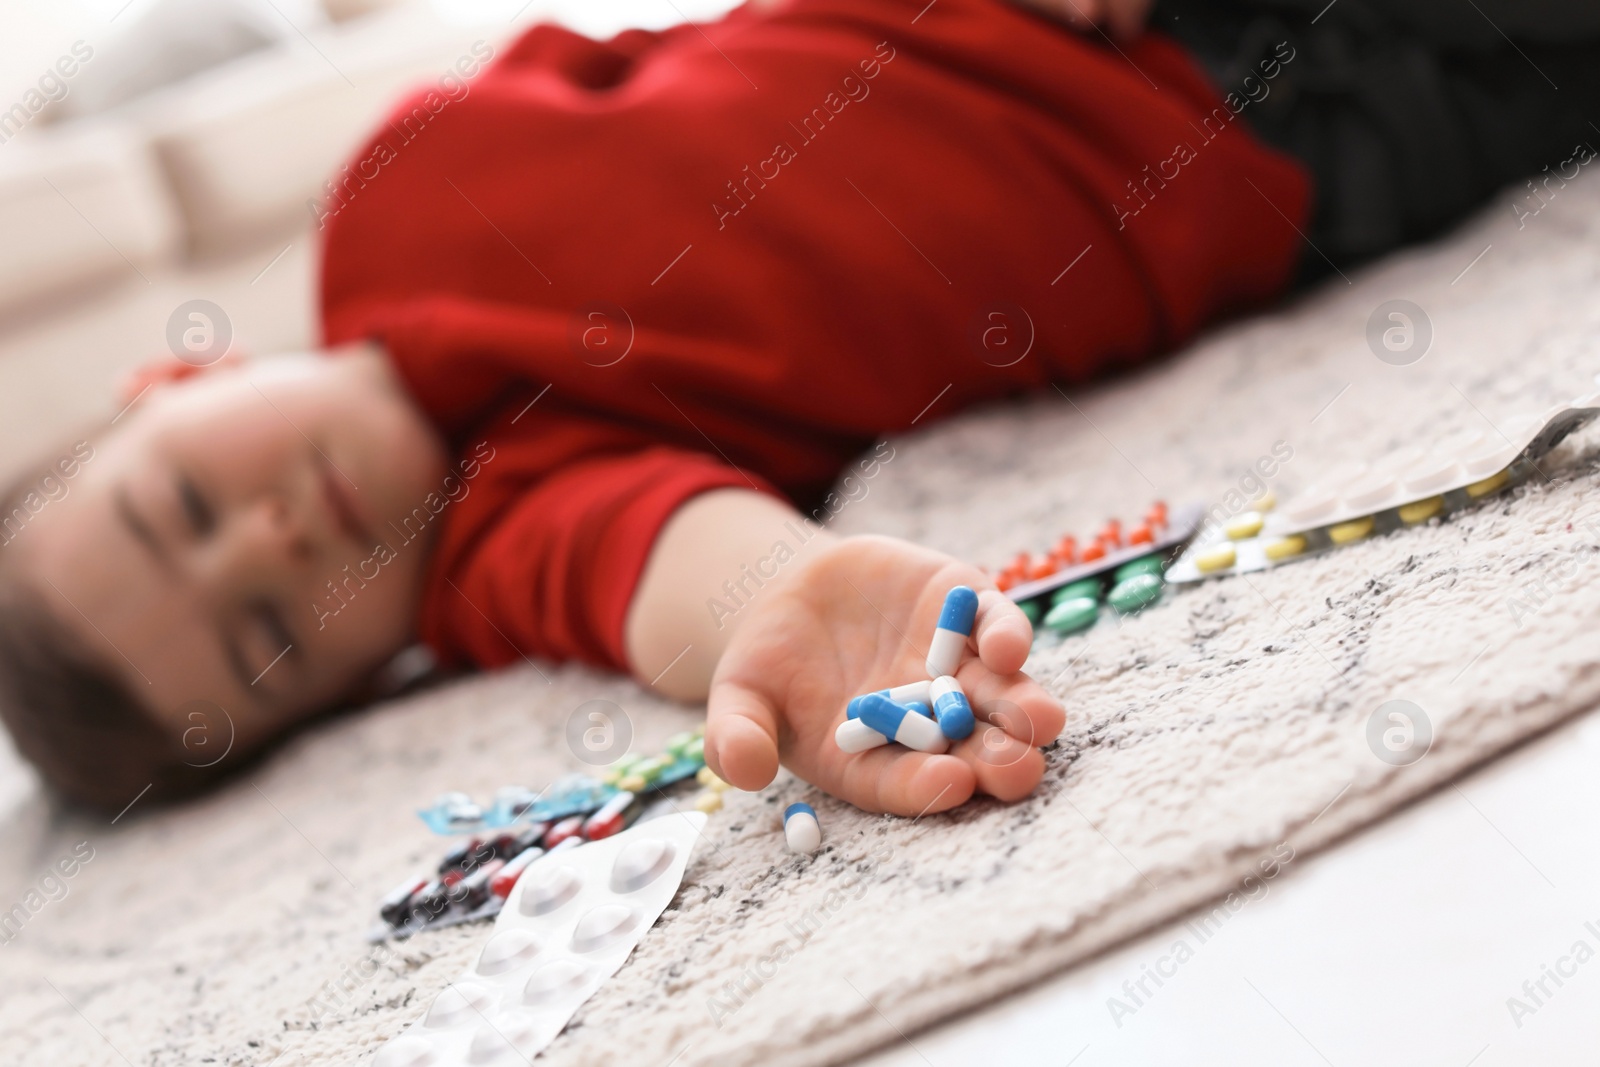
[835,747,975,816]
[705,680,782,791]
[957,665,1066,747]
[971,589,1033,676]
[959,725,1048,802]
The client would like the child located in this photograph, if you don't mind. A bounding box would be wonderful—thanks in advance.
[2,0,1596,815]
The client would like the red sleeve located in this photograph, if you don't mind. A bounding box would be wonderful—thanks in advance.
[417,408,779,672]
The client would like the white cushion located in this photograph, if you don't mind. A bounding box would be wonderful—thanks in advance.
[0,120,179,316]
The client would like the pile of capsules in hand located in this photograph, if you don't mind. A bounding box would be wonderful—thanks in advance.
[833,586,980,756]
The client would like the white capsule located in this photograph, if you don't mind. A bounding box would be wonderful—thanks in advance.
[784,802,821,854]
[925,586,978,679]
[835,717,889,753]
[858,693,949,754]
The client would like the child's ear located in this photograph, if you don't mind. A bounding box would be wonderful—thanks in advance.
[116,351,246,405]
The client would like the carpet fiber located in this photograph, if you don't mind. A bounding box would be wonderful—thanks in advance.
[3,175,1600,1067]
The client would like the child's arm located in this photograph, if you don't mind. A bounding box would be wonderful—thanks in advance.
[625,489,1066,816]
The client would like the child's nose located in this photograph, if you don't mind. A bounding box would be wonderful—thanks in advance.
[205,497,315,581]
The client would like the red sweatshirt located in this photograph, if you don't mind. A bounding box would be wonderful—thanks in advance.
[319,0,1309,673]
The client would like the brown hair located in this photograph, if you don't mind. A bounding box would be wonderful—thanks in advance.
[0,455,231,812]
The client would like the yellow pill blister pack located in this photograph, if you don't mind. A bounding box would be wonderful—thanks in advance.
[1167,389,1600,583]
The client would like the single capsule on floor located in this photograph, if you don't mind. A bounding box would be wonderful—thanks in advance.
[926,585,979,679]
[693,789,723,814]
[857,693,949,754]
[696,765,730,791]
[784,802,822,855]
[930,676,975,740]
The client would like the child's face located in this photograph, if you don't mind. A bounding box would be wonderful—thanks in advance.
[10,349,449,751]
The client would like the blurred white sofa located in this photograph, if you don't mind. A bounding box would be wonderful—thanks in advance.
[0,1,496,315]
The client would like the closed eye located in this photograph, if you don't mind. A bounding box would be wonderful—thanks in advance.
[179,476,215,536]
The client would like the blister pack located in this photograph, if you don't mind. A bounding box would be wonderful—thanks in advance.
[374,811,708,1067]
[1167,390,1600,582]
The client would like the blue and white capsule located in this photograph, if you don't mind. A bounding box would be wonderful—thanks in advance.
[857,693,949,754]
[846,680,933,720]
[784,802,822,854]
[835,717,889,753]
[930,675,974,740]
[926,585,978,679]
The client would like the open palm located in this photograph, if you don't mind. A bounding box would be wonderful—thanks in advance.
[704,535,1066,816]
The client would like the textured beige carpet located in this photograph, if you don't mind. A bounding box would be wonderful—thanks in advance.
[3,170,1600,1067]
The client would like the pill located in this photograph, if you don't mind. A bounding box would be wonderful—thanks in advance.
[665,731,695,758]
[426,981,495,1028]
[1052,535,1078,562]
[439,838,483,874]
[476,928,543,976]
[1053,577,1102,604]
[1254,490,1277,512]
[1128,523,1154,545]
[1108,573,1163,614]
[685,735,705,762]
[582,791,642,840]
[1225,512,1264,540]
[1327,516,1374,543]
[611,838,678,893]
[995,572,1017,592]
[616,774,647,793]
[571,903,641,952]
[1098,522,1123,549]
[926,585,979,679]
[857,693,949,753]
[1264,535,1307,561]
[1399,454,1461,494]
[1043,596,1098,635]
[1018,598,1042,625]
[1147,500,1168,525]
[631,757,668,783]
[1398,496,1443,524]
[1028,558,1058,580]
[458,859,505,910]
[846,680,933,719]
[543,815,585,849]
[784,802,822,855]
[491,847,544,899]
[523,959,590,1005]
[835,717,889,753]
[1113,555,1163,584]
[695,766,729,790]
[1195,544,1237,573]
[929,676,975,740]
[1080,542,1106,562]
[1466,469,1511,497]
[904,701,932,717]
[379,876,429,926]
[517,862,582,917]
[693,789,723,814]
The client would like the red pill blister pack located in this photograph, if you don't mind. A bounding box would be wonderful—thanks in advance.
[373,812,707,1067]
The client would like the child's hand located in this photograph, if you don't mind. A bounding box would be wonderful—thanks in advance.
[1011,0,1155,38]
[704,535,1066,816]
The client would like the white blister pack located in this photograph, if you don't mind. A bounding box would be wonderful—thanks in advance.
[1168,389,1600,582]
[374,811,707,1067]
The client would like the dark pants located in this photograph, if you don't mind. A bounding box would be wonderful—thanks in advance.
[1152,0,1600,281]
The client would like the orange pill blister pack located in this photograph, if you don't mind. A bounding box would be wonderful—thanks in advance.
[1168,389,1600,583]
